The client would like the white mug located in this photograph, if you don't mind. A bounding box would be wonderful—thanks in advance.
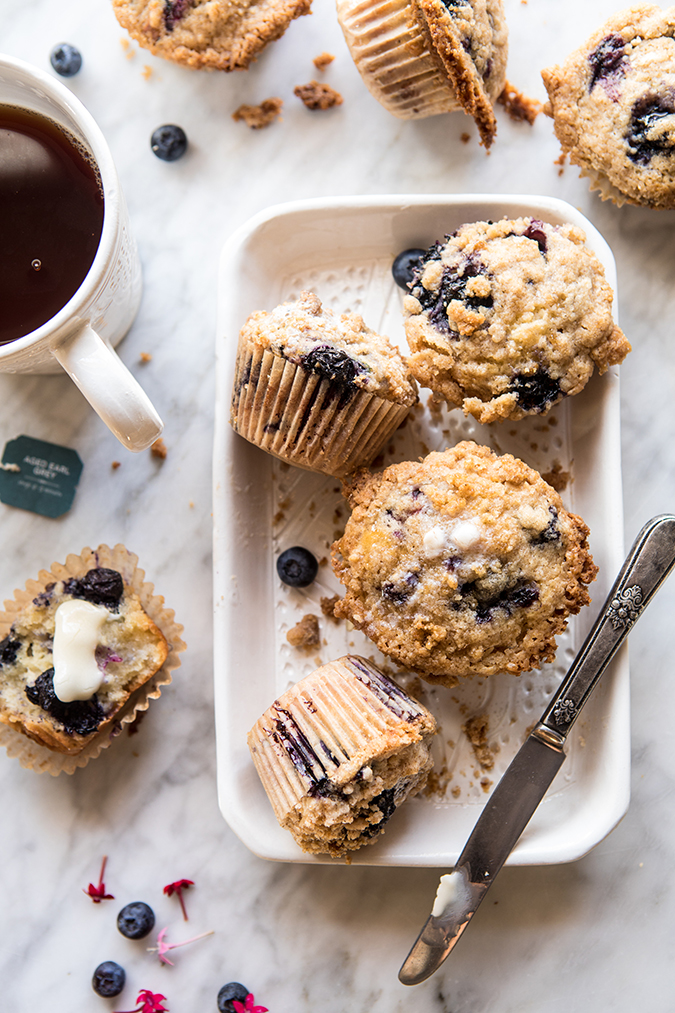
[0,54,163,452]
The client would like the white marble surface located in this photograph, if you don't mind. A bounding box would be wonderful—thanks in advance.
[1,0,675,1009]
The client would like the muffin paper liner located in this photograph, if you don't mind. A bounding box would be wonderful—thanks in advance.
[0,543,185,775]
[231,344,411,477]
[247,655,436,824]
[336,0,461,118]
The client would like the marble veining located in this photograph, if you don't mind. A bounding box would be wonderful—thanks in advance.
[1,0,675,1010]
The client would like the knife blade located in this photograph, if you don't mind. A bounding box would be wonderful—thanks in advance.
[399,513,675,986]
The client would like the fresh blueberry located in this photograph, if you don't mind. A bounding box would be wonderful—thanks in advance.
[63,568,124,609]
[116,901,155,939]
[50,43,82,77]
[217,983,250,1013]
[276,546,318,588]
[92,961,126,998]
[151,124,188,161]
[392,248,426,289]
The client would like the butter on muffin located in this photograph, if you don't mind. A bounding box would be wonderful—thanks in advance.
[332,442,597,687]
[336,0,508,145]
[230,290,417,478]
[403,217,630,423]
[247,655,437,858]
[112,0,311,71]
[542,5,675,208]
[0,545,178,762]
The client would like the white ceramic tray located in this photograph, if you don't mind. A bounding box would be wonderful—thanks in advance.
[213,195,628,867]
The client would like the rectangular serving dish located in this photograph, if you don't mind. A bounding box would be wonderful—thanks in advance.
[213,194,628,867]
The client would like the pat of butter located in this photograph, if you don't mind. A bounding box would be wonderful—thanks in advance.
[53,599,110,702]
[432,870,469,918]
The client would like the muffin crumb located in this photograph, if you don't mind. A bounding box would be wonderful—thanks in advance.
[233,97,283,129]
[286,613,320,648]
[320,594,341,620]
[497,81,542,124]
[294,81,343,110]
[313,51,335,70]
[151,438,167,460]
[462,714,496,770]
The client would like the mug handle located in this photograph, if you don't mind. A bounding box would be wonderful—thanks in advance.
[51,323,163,452]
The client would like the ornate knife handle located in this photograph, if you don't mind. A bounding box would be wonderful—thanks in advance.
[539,514,675,741]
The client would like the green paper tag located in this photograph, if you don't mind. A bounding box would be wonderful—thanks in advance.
[0,436,83,518]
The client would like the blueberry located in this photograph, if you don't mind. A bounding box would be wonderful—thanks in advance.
[116,901,155,939]
[217,983,250,1013]
[50,43,82,77]
[0,634,21,668]
[300,346,362,387]
[410,252,492,334]
[392,248,426,289]
[276,547,318,587]
[522,220,548,255]
[588,33,626,93]
[626,91,675,165]
[151,124,188,161]
[24,669,104,736]
[63,568,124,609]
[511,369,562,413]
[92,961,126,998]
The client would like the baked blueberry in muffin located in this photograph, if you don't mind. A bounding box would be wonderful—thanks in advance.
[332,442,597,686]
[403,217,630,423]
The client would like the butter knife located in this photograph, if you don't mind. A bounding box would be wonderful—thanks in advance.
[399,513,675,986]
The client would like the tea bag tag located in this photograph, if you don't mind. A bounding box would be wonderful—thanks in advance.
[0,435,83,518]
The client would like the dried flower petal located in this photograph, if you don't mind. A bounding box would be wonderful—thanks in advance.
[163,878,194,920]
[83,855,114,903]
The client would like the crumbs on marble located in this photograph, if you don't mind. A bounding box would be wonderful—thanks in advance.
[139,352,152,363]
[120,37,135,59]
[313,52,335,71]
[232,98,283,129]
[151,438,167,460]
[112,461,121,470]
[286,613,320,648]
[461,132,471,144]
[142,65,153,80]
[294,81,343,110]
[497,81,542,125]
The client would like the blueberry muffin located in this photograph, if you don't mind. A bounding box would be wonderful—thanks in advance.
[542,5,675,208]
[112,0,311,71]
[0,546,175,758]
[247,655,437,858]
[403,217,630,423]
[336,0,507,145]
[332,442,597,686]
[231,291,418,478]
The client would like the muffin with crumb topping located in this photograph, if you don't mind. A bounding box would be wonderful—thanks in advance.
[403,217,630,423]
[332,442,597,686]
[230,290,417,477]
